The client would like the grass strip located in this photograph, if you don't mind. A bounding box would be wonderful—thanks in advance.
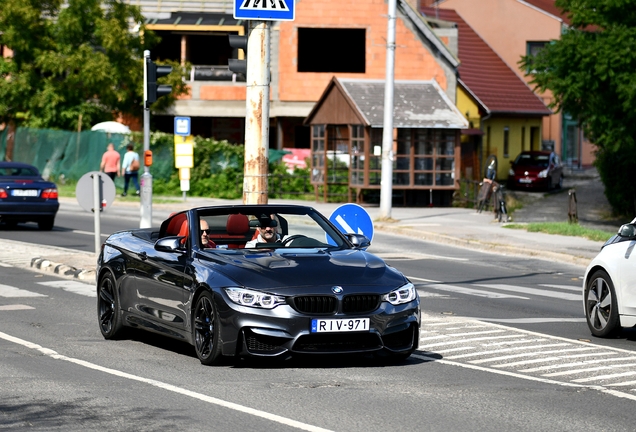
[504,222,616,243]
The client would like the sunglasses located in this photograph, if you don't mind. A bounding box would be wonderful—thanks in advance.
[201,229,211,234]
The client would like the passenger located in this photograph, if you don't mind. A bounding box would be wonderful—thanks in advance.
[245,215,284,248]
[200,220,216,248]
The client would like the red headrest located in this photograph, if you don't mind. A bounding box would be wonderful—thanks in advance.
[177,220,189,244]
[226,214,249,235]
[166,213,187,236]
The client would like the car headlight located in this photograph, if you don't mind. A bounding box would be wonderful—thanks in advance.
[538,169,548,178]
[509,168,515,176]
[224,287,285,309]
[383,283,417,305]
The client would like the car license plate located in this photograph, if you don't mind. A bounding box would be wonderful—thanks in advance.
[311,318,370,333]
[519,178,532,184]
[11,189,39,197]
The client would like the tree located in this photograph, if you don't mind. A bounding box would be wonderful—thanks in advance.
[520,0,636,216]
[0,0,188,133]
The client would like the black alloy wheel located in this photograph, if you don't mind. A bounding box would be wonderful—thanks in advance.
[585,270,620,337]
[193,291,223,365]
[97,272,124,339]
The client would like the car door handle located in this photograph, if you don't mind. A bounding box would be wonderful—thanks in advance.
[139,251,147,260]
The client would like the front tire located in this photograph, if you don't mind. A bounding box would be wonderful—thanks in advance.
[97,272,124,339]
[193,291,223,365]
[585,270,620,337]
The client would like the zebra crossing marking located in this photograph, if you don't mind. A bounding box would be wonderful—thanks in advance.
[417,316,636,401]
[413,279,582,302]
[0,284,47,298]
[239,0,290,11]
[38,281,95,298]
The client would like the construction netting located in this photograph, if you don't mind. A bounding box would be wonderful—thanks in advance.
[0,127,177,189]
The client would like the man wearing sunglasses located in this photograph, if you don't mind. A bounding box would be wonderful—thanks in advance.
[200,220,216,248]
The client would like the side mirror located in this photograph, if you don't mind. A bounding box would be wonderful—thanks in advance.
[155,236,185,253]
[345,233,371,250]
[617,224,636,239]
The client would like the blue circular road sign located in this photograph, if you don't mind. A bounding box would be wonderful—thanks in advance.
[328,203,374,245]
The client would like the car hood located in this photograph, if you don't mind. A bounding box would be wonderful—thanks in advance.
[199,248,408,293]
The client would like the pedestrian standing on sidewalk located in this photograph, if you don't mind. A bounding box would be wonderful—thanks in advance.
[121,144,140,197]
[100,143,120,181]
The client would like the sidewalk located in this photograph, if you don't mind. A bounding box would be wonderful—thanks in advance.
[1,167,623,282]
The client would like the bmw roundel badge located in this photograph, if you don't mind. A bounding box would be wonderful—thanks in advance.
[331,286,343,294]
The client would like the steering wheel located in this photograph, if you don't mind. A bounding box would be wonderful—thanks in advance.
[281,234,306,247]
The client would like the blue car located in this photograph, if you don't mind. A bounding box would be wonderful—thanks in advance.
[0,162,59,230]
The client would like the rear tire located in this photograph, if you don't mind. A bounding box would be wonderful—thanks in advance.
[193,291,223,365]
[97,272,125,339]
[585,270,620,337]
[38,218,54,231]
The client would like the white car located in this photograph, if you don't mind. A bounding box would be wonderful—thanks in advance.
[583,218,636,337]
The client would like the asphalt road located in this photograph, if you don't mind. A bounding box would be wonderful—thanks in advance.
[2,267,636,431]
[2,203,636,429]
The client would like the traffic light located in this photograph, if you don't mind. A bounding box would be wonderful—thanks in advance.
[228,34,247,75]
[145,58,173,107]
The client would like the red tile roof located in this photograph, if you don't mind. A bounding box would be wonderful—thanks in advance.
[421,7,551,116]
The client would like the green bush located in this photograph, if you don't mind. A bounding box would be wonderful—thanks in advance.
[595,146,636,217]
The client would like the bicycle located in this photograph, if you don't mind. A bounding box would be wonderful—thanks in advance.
[492,182,509,222]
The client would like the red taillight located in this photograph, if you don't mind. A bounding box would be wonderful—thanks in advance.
[0,188,7,199]
[41,188,58,199]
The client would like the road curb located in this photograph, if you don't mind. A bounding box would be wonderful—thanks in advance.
[31,257,96,282]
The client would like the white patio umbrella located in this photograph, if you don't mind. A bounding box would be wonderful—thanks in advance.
[91,121,131,134]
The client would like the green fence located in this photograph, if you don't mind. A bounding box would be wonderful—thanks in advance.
[0,127,176,189]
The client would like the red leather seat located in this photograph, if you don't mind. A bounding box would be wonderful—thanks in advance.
[226,214,250,248]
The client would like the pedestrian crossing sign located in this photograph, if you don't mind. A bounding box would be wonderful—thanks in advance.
[234,0,295,21]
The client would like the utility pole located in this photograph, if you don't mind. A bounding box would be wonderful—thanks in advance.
[242,21,271,205]
[380,0,397,219]
[232,0,292,205]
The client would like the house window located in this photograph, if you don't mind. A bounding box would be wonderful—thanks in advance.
[527,41,548,57]
[503,127,510,158]
[369,129,383,185]
[311,125,325,184]
[521,126,526,151]
[350,125,365,186]
[297,28,365,73]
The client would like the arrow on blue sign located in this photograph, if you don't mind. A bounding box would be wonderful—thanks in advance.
[328,203,374,246]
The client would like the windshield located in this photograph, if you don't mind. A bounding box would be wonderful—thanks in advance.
[514,154,549,168]
[195,206,348,251]
[0,166,39,177]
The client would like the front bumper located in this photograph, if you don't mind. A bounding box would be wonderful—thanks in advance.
[216,294,420,357]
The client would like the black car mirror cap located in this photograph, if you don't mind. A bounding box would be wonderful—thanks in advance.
[155,236,186,253]
[345,233,371,249]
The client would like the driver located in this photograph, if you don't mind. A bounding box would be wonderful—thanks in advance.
[245,214,286,247]
[200,219,216,248]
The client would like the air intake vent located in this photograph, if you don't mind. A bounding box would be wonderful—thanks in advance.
[291,296,337,314]
[343,295,380,314]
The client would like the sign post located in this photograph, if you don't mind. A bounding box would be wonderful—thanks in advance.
[76,172,116,255]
